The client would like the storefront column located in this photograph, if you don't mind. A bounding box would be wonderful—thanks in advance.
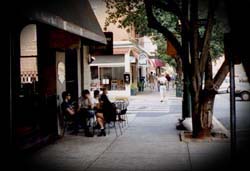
[77,47,82,98]
[125,52,131,95]
[83,46,91,90]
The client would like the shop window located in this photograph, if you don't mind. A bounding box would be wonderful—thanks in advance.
[20,24,39,94]
[17,24,40,139]
[90,66,126,91]
[99,67,125,90]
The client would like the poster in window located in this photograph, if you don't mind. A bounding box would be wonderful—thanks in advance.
[124,73,130,84]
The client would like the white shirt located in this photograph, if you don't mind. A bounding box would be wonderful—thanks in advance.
[78,96,94,109]
[158,76,167,85]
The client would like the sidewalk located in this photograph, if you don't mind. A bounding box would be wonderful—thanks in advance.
[15,87,231,171]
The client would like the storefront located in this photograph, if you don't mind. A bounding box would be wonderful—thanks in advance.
[89,47,139,97]
[9,0,106,150]
[90,55,129,96]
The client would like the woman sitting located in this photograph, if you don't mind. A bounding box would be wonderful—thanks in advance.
[93,90,106,136]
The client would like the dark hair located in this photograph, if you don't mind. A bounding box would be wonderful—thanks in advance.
[62,91,68,99]
[82,89,90,96]
[94,90,100,98]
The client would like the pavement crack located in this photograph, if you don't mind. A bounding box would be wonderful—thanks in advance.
[186,143,193,171]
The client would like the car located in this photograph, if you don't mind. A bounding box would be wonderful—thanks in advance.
[235,88,250,101]
[228,83,250,101]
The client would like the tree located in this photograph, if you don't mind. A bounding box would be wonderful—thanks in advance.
[104,0,179,68]
[104,0,229,138]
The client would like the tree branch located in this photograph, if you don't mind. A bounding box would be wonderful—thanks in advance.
[144,0,182,56]
[213,60,229,91]
[204,53,213,90]
[199,0,216,74]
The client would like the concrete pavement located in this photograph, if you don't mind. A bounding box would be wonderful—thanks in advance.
[15,87,234,171]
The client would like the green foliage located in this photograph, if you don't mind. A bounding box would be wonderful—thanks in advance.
[210,20,224,59]
[104,0,179,67]
[130,83,137,90]
[104,0,224,66]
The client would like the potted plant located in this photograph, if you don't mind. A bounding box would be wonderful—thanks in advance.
[130,83,137,96]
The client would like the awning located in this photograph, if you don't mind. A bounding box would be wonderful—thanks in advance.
[91,55,124,64]
[149,59,166,67]
[17,0,106,44]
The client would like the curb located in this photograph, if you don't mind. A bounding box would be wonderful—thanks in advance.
[179,116,230,142]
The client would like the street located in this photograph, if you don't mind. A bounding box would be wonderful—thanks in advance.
[214,92,250,159]
[214,93,250,131]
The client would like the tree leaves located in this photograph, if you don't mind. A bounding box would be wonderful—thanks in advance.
[104,0,225,66]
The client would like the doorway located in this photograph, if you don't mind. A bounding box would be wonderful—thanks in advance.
[65,49,78,102]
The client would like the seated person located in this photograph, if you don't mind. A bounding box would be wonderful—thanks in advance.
[61,91,80,135]
[93,90,106,136]
[100,88,123,123]
[78,89,95,137]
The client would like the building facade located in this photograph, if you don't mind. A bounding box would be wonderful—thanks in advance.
[9,0,106,150]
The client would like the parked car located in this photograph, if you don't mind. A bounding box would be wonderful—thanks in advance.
[228,82,250,101]
[235,87,250,101]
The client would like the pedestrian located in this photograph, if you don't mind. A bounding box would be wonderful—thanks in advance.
[155,74,160,92]
[148,72,155,91]
[165,73,171,90]
[158,73,168,102]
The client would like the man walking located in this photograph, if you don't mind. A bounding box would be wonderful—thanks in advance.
[158,73,168,102]
[148,72,155,91]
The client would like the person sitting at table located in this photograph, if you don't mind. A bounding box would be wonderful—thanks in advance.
[100,88,125,123]
[78,89,94,137]
[93,90,106,136]
[61,91,80,135]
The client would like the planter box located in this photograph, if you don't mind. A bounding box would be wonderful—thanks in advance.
[131,89,136,96]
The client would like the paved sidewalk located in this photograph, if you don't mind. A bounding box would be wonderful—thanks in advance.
[15,87,232,171]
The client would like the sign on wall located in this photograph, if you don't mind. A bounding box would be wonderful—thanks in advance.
[57,62,65,84]
[138,53,147,65]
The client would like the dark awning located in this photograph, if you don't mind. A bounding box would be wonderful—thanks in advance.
[17,0,106,45]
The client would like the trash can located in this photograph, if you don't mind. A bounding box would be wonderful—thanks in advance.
[139,77,145,92]
[176,81,183,97]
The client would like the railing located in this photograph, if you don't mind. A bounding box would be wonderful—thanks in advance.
[20,71,38,84]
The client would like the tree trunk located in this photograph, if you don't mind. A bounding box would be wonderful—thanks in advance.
[190,0,203,137]
[197,54,214,137]
[197,91,216,137]
[175,55,183,80]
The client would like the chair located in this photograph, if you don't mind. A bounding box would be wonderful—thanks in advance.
[114,99,129,127]
[86,109,97,135]
[105,103,122,136]
[62,114,74,136]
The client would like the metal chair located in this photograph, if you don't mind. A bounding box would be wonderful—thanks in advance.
[86,109,97,135]
[114,99,129,127]
[105,103,123,136]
